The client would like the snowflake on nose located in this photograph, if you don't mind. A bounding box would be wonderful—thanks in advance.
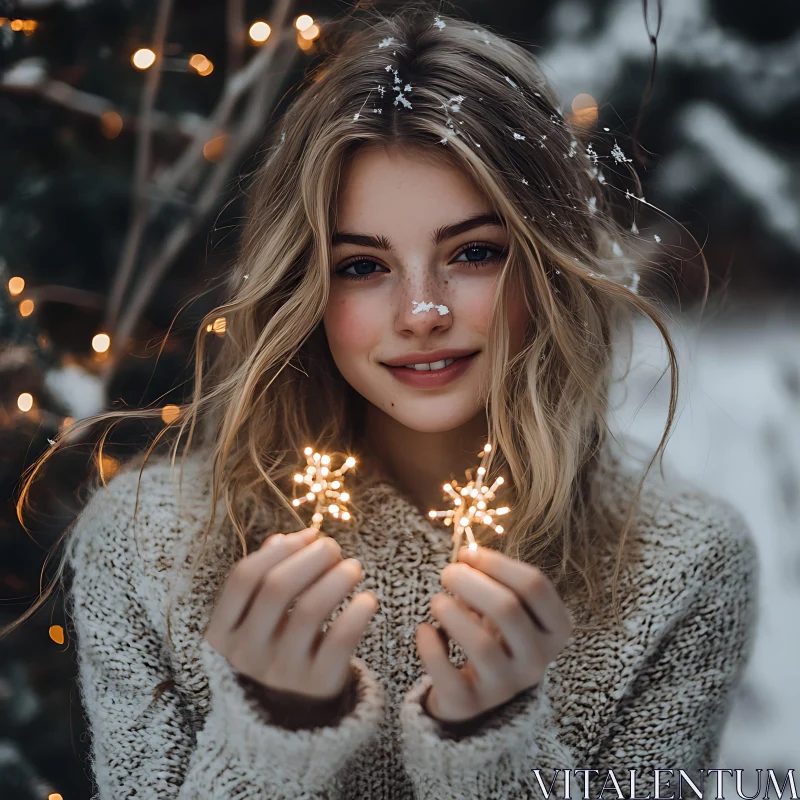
[412,300,450,316]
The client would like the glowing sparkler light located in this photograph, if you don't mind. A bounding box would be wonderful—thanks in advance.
[428,442,511,562]
[290,447,357,531]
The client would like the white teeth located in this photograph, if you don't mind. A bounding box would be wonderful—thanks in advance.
[404,357,456,371]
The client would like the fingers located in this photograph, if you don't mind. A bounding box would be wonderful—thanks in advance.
[316,591,380,687]
[238,535,344,645]
[457,547,573,637]
[206,529,316,646]
[415,621,467,706]
[278,558,364,670]
[442,563,544,665]
[429,593,510,693]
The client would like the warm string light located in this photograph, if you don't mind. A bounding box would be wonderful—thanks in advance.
[17,393,33,412]
[161,404,180,424]
[131,48,156,70]
[189,53,214,76]
[0,19,38,34]
[92,332,110,353]
[428,443,511,563]
[249,21,271,43]
[291,447,357,531]
[203,134,227,162]
[100,110,123,139]
[205,316,226,334]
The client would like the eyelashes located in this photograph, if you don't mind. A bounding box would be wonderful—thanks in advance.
[333,241,508,282]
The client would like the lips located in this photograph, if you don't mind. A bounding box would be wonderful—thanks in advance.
[381,350,479,368]
[382,351,479,388]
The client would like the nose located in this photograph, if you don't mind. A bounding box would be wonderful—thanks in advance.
[395,285,453,337]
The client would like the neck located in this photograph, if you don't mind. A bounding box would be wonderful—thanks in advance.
[361,405,490,516]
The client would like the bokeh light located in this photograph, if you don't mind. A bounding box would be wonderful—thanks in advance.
[299,23,320,41]
[570,93,598,127]
[92,333,111,353]
[132,48,156,70]
[203,134,227,162]
[249,21,271,43]
[189,53,214,76]
[161,404,181,424]
[100,111,123,139]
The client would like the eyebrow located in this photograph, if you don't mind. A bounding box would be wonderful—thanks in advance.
[331,212,504,250]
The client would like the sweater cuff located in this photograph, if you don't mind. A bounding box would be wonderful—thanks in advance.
[400,669,573,798]
[199,639,384,790]
[235,663,359,731]
[427,682,540,741]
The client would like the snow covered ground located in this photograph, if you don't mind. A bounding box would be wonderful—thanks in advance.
[608,305,800,769]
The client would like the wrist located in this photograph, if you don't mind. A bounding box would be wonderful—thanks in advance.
[237,666,359,730]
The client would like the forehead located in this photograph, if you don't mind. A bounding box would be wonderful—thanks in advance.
[335,143,491,229]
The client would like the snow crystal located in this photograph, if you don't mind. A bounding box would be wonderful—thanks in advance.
[611,142,633,163]
[412,300,450,316]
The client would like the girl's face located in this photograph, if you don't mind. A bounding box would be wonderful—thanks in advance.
[323,144,528,433]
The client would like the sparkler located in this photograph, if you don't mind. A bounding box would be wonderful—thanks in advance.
[428,443,511,563]
[291,447,357,531]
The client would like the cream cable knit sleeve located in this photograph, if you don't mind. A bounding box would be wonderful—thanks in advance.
[66,473,384,800]
[397,495,759,800]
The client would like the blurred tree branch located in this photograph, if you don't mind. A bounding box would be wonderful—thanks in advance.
[105,0,175,332]
[97,0,299,390]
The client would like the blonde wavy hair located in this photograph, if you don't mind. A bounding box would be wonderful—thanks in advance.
[3,2,706,647]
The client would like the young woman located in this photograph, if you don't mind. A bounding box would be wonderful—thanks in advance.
[5,4,758,799]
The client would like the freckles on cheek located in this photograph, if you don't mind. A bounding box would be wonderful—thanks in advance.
[324,295,381,355]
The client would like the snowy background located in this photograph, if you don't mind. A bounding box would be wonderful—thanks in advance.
[609,305,800,772]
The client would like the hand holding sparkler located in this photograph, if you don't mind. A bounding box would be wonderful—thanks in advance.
[203,447,375,716]
[415,545,575,726]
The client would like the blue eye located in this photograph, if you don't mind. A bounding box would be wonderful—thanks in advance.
[334,241,507,282]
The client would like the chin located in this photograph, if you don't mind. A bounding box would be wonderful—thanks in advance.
[381,398,481,434]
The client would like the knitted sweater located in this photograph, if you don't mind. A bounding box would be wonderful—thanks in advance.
[65,439,759,800]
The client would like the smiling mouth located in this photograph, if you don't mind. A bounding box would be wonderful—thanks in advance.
[381,352,479,371]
